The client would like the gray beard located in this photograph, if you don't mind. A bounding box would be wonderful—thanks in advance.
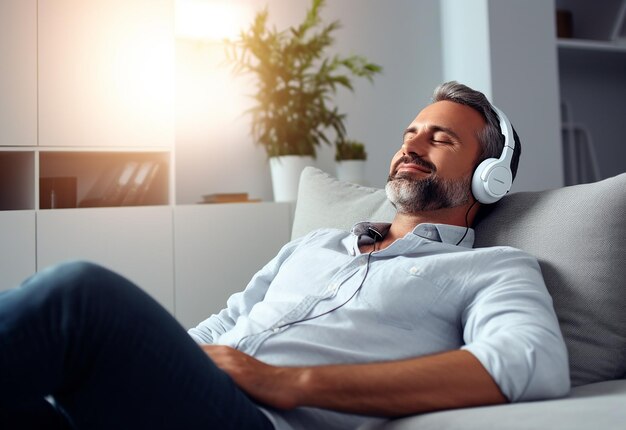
[385,173,472,213]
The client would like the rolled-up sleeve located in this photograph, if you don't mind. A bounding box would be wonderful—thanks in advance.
[461,248,570,402]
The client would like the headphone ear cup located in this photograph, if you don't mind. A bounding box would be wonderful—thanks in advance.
[472,158,512,204]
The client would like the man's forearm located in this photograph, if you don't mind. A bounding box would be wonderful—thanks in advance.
[204,346,506,417]
[291,349,506,416]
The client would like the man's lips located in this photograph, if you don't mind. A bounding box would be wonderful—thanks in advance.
[395,162,432,176]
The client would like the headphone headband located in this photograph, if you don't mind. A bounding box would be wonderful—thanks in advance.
[490,105,515,166]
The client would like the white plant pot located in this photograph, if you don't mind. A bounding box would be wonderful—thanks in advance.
[269,156,315,202]
[336,160,366,185]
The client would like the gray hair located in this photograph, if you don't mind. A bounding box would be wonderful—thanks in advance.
[431,81,521,180]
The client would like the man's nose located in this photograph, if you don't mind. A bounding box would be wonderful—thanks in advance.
[401,132,427,156]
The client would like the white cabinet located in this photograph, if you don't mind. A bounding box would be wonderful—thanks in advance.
[37,206,175,312]
[1,1,175,213]
[0,211,36,291]
[0,0,37,147]
[174,203,292,329]
[38,0,175,148]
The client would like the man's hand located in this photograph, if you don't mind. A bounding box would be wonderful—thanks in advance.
[202,345,304,410]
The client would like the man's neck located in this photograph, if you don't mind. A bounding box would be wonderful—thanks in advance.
[379,202,480,250]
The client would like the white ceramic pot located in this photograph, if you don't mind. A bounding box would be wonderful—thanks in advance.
[269,155,315,202]
[336,160,366,185]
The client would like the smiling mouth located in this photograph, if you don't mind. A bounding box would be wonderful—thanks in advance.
[394,154,436,177]
[395,163,432,176]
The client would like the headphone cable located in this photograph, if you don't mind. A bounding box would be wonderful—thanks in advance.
[235,238,378,350]
[456,199,478,246]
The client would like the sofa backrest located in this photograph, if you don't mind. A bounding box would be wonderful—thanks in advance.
[292,167,626,387]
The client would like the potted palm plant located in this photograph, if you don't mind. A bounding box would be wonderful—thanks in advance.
[335,139,367,184]
[226,0,381,201]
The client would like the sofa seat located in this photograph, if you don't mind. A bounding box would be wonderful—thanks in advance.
[360,379,626,429]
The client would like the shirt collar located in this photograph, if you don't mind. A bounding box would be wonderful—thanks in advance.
[350,221,474,249]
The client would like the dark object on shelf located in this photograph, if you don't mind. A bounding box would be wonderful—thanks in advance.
[40,177,77,209]
[557,9,573,38]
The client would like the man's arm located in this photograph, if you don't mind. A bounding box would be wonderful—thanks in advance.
[203,345,506,417]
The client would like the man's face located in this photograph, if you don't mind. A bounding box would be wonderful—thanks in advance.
[386,100,484,213]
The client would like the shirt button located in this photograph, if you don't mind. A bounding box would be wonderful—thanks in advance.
[409,266,418,274]
[327,283,339,293]
[272,327,281,333]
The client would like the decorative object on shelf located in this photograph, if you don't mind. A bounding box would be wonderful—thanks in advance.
[39,177,77,209]
[556,9,573,39]
[611,0,626,44]
[225,0,381,201]
[561,102,602,186]
[199,192,261,204]
[335,139,367,185]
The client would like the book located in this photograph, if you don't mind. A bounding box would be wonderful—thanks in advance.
[200,193,253,204]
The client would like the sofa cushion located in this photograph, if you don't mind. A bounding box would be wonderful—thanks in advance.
[291,167,395,239]
[473,173,626,386]
[292,167,626,387]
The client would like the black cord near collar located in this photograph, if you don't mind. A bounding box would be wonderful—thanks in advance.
[456,200,479,246]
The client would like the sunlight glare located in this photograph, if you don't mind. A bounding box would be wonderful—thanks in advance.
[175,0,251,41]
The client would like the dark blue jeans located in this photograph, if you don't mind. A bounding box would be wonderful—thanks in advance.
[0,261,274,429]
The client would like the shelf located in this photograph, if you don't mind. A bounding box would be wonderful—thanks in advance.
[558,38,626,53]
[37,146,172,153]
[0,151,35,210]
[39,151,171,209]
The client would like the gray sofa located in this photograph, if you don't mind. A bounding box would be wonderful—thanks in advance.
[291,167,626,430]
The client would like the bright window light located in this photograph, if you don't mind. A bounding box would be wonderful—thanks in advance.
[175,0,251,41]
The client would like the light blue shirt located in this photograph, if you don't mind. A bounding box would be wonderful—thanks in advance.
[189,223,570,430]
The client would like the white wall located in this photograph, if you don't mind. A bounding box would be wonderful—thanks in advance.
[441,0,564,192]
[175,0,443,203]
[488,0,563,191]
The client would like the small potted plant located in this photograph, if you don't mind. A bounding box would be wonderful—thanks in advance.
[226,0,381,201]
[335,139,367,185]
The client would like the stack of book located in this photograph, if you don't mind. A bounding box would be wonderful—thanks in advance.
[198,193,261,204]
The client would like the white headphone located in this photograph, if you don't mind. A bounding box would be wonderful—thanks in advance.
[471,105,516,204]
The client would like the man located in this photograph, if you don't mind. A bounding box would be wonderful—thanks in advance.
[0,82,569,429]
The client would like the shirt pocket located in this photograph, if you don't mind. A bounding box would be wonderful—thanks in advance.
[359,264,445,330]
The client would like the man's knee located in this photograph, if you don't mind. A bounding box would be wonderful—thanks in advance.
[27,260,140,305]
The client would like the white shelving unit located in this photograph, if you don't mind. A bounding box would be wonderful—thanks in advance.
[556,0,626,182]
[558,39,626,53]
[0,1,293,328]
[0,210,36,291]
[0,1,178,300]
[1,0,175,212]
[0,1,37,148]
